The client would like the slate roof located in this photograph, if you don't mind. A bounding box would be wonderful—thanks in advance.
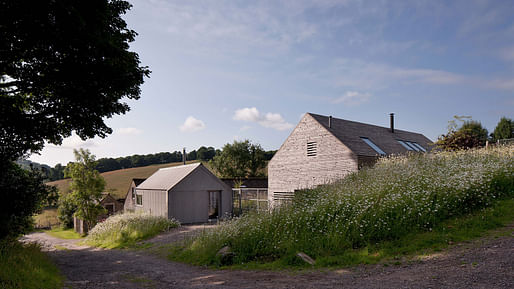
[308,113,433,157]
[137,163,201,191]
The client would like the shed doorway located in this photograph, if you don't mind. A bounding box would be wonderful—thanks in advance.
[208,191,221,219]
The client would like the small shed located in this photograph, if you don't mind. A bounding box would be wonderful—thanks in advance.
[135,163,232,224]
[73,193,123,234]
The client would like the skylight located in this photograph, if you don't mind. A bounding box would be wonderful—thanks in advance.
[411,142,427,152]
[397,140,414,151]
[360,137,386,155]
[405,141,421,152]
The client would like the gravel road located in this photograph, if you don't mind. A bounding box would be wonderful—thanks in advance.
[21,225,514,289]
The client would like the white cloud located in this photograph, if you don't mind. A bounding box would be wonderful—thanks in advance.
[233,107,293,131]
[179,116,206,132]
[117,127,143,135]
[49,134,96,149]
[333,91,371,106]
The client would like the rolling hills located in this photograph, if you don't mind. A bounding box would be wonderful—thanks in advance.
[46,161,200,200]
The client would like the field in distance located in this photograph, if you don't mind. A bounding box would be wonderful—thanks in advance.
[47,161,200,199]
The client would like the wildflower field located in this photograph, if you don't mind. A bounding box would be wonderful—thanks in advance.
[169,145,514,267]
[86,213,180,248]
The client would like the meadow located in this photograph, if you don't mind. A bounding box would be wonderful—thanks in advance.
[168,145,514,268]
[85,212,180,248]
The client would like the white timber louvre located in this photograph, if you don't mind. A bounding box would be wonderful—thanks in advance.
[306,141,317,157]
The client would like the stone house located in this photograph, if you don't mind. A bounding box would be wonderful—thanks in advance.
[268,113,432,206]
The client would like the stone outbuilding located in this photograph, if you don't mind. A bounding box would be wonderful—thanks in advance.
[268,113,433,206]
[135,163,232,224]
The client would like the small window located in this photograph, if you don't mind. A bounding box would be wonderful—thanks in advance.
[105,204,115,215]
[360,137,386,155]
[307,141,317,157]
[131,187,136,200]
[411,142,427,152]
[405,141,420,152]
[397,140,414,151]
[136,194,142,206]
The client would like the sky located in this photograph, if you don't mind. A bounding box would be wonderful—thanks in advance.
[30,0,514,167]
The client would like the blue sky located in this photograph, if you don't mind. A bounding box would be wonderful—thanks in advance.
[31,0,514,166]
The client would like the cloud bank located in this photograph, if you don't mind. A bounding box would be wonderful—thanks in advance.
[234,107,293,131]
[179,116,206,132]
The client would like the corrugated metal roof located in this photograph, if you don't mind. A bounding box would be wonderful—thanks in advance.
[308,113,433,157]
[136,163,202,191]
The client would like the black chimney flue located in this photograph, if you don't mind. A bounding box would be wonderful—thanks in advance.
[390,113,395,133]
[328,115,332,128]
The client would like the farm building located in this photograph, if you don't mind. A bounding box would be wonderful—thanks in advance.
[268,113,432,206]
[123,178,146,212]
[74,193,124,234]
[135,163,232,224]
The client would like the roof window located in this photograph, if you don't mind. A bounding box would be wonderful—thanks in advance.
[411,142,427,152]
[360,137,386,155]
[397,140,414,151]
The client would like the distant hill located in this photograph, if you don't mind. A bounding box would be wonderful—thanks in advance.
[47,161,200,200]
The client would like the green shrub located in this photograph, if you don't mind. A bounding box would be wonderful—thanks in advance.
[173,145,514,267]
[85,212,179,248]
[0,240,62,289]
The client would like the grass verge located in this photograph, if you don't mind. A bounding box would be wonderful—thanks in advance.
[85,213,180,248]
[167,145,514,269]
[0,240,63,289]
[44,228,83,239]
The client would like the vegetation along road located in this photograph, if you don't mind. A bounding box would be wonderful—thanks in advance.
[22,225,513,289]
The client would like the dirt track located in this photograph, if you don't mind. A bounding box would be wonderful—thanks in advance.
[22,226,514,289]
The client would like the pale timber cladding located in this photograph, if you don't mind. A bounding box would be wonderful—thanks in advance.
[268,113,432,206]
[268,114,357,204]
[135,163,232,224]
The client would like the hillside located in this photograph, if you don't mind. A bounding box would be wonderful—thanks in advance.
[47,161,200,199]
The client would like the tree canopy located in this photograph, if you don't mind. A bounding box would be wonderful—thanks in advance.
[0,0,150,161]
[436,116,489,150]
[0,0,148,238]
[64,149,106,231]
[210,140,267,178]
[491,117,514,142]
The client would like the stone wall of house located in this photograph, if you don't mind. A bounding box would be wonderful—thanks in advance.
[268,114,358,206]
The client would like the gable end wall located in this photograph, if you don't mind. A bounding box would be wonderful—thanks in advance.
[268,114,358,205]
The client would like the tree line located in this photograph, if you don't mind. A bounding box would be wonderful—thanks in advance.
[21,145,277,182]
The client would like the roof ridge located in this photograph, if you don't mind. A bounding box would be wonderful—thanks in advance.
[159,162,201,171]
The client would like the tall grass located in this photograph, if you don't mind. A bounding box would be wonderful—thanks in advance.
[172,145,514,267]
[0,240,62,289]
[85,212,179,248]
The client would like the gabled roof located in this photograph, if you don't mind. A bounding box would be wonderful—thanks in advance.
[132,178,146,187]
[308,113,433,157]
[136,163,202,191]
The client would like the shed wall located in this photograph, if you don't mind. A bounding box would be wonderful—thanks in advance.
[135,189,167,217]
[268,114,358,206]
[169,166,232,223]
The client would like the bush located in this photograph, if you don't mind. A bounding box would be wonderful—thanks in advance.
[85,212,179,248]
[175,145,514,266]
[0,240,62,289]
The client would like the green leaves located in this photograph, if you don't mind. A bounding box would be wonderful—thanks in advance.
[210,140,266,178]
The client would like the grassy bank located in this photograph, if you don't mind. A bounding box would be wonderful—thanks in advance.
[45,228,83,239]
[0,240,62,289]
[168,145,514,268]
[85,213,180,248]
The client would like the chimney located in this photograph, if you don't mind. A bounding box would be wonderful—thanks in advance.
[390,113,395,133]
[182,147,186,165]
[328,116,332,128]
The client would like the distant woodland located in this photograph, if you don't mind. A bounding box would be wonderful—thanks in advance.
[19,146,276,182]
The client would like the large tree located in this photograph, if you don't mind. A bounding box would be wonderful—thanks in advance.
[491,117,514,142]
[64,149,106,232]
[0,0,150,160]
[436,116,489,150]
[0,0,149,238]
[210,140,266,178]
